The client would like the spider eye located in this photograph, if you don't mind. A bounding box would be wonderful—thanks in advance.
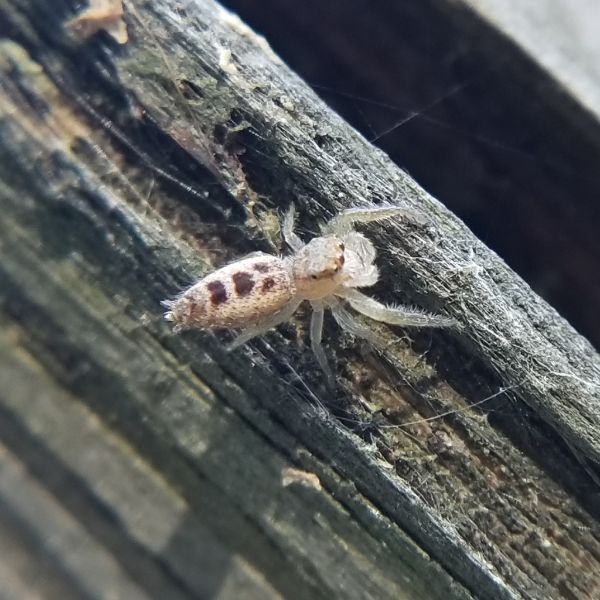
[311,274,318,280]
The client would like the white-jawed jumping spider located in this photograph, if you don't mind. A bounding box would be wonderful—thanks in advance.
[163,204,456,384]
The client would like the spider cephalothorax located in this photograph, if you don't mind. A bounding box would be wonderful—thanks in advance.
[163,204,455,384]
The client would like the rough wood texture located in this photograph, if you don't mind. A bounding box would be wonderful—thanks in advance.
[0,1,599,599]
[226,0,600,350]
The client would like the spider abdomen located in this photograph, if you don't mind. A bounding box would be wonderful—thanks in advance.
[164,254,295,330]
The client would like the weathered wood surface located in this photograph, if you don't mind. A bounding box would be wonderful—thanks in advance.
[0,0,599,599]
[226,0,600,351]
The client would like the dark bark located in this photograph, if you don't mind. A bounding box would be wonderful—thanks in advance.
[0,1,599,599]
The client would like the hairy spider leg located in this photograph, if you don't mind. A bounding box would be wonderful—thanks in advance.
[282,204,304,251]
[226,299,303,350]
[329,300,388,348]
[338,288,456,328]
[309,301,334,387]
[325,205,424,235]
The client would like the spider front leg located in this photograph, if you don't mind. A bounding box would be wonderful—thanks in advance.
[309,301,334,388]
[325,205,425,235]
[338,288,457,328]
[329,301,389,349]
[227,299,303,350]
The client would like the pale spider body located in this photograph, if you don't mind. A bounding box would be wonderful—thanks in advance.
[165,254,294,329]
[163,205,455,383]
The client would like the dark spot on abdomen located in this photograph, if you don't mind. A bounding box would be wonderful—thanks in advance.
[207,280,228,306]
[253,262,271,273]
[233,271,255,296]
[262,277,276,292]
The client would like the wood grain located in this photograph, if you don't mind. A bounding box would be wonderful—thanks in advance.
[0,0,598,598]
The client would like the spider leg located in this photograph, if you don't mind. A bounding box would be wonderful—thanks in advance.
[309,301,334,388]
[329,301,388,349]
[325,205,425,235]
[282,203,304,251]
[338,288,457,328]
[227,299,303,350]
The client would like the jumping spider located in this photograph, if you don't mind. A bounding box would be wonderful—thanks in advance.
[163,204,456,384]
